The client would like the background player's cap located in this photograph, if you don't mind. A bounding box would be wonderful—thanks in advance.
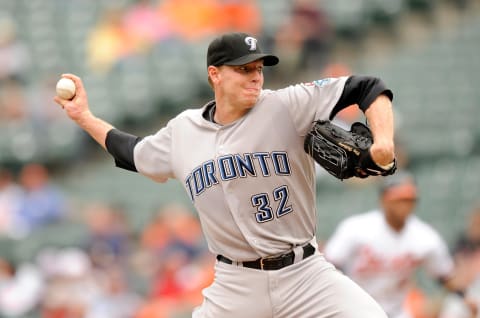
[207,32,279,67]
[380,171,418,201]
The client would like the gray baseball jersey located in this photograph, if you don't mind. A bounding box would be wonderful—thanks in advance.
[133,77,347,261]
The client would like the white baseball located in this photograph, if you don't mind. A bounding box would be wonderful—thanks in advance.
[56,78,76,100]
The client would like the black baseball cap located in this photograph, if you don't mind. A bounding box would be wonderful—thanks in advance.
[207,32,279,67]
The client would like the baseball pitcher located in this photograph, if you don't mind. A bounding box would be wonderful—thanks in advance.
[54,32,396,317]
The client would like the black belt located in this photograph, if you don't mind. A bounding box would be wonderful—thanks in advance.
[216,243,316,271]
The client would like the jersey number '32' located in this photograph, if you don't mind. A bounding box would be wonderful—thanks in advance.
[251,185,293,223]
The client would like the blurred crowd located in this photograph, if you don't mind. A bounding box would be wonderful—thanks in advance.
[0,164,66,239]
[0,166,214,317]
[85,0,332,76]
[0,11,82,165]
[87,0,262,74]
[0,12,57,125]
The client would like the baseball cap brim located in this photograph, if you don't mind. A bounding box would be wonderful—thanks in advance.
[223,53,279,66]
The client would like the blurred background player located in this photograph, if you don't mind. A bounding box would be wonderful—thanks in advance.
[323,171,478,318]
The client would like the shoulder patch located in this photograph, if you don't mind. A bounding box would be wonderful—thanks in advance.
[303,78,332,87]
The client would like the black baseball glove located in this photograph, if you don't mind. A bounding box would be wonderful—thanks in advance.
[304,120,396,180]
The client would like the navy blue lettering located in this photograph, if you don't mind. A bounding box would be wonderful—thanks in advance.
[186,151,293,200]
[203,160,218,187]
[192,166,205,195]
[185,175,194,201]
[253,152,270,176]
[234,153,256,177]
[219,155,237,180]
[271,152,291,175]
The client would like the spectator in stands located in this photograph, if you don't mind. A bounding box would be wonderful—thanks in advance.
[16,163,67,237]
[0,168,22,238]
[0,79,29,124]
[136,202,214,317]
[141,204,175,252]
[0,13,31,84]
[123,0,174,52]
[83,202,133,270]
[159,0,223,42]
[217,0,262,36]
[84,264,142,318]
[273,0,332,77]
[38,247,100,318]
[0,256,44,317]
[141,203,205,256]
[86,6,134,74]
[143,249,214,316]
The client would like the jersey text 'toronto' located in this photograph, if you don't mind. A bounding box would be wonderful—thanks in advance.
[185,151,292,201]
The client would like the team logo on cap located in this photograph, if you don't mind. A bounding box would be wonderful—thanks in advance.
[245,36,257,51]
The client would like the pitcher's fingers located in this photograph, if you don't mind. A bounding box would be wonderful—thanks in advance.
[61,74,86,93]
[53,96,67,109]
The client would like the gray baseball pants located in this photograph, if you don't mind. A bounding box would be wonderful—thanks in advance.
[192,253,387,318]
